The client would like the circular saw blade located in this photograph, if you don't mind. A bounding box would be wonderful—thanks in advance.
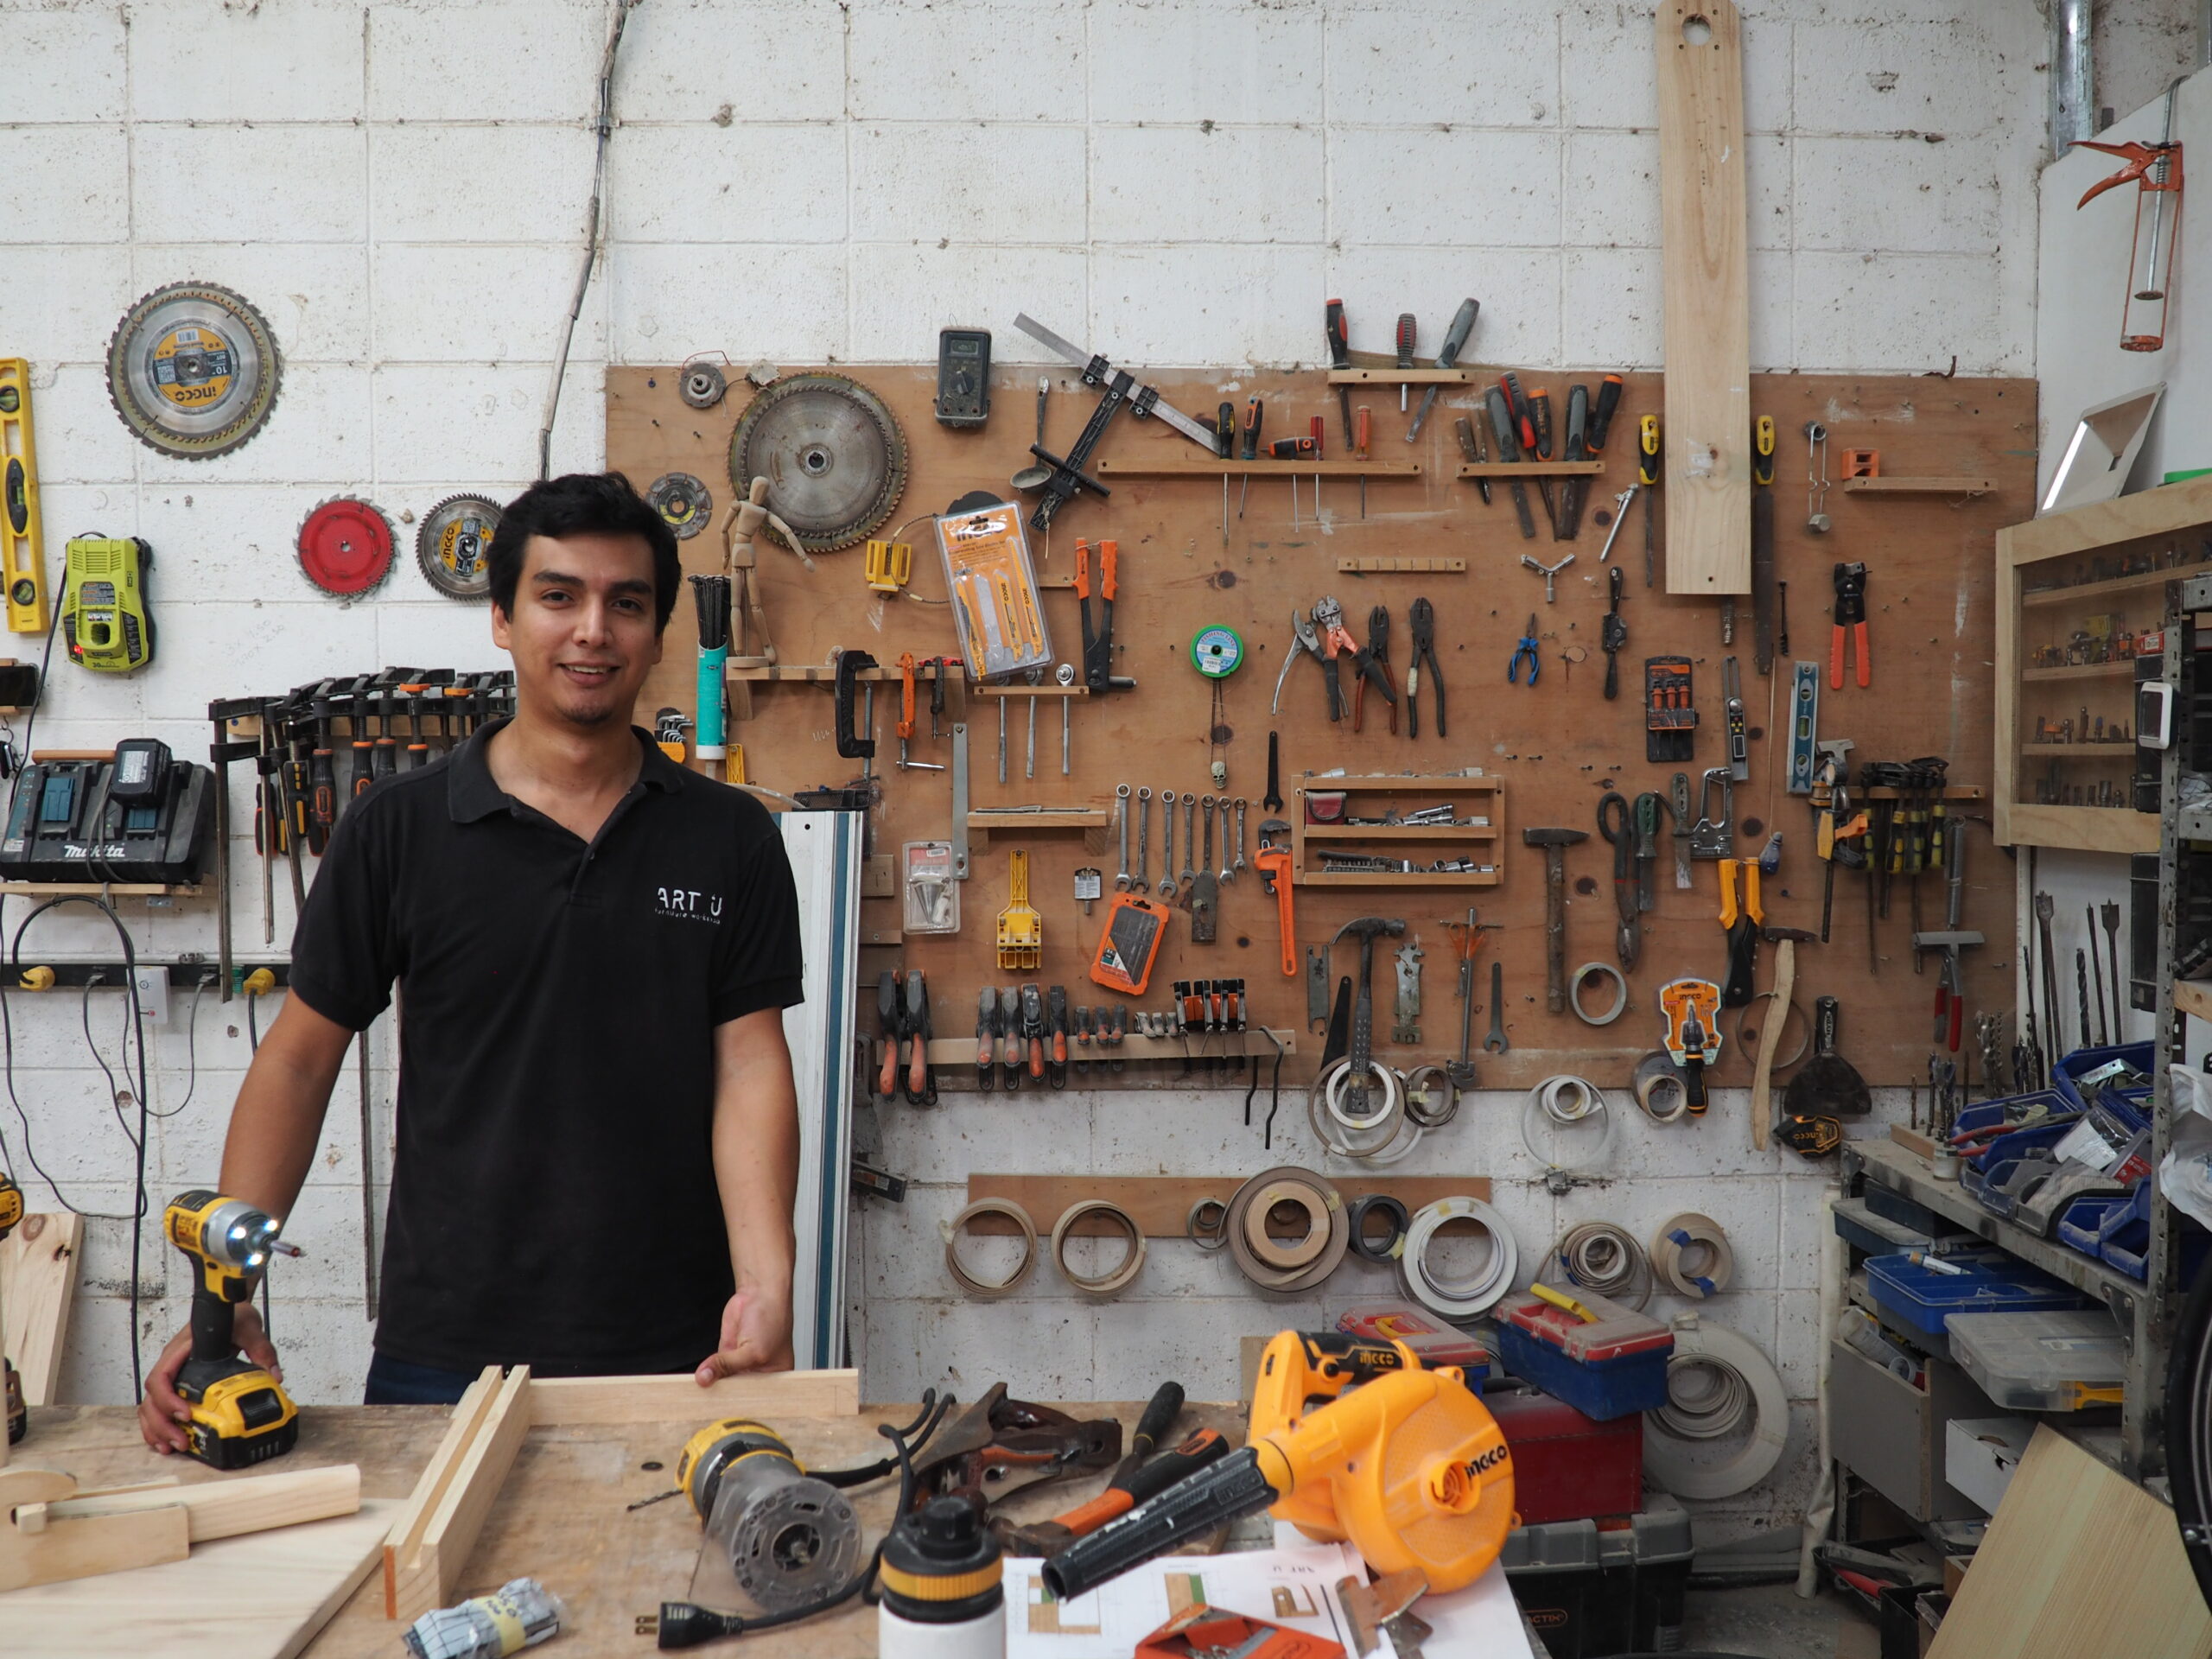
[416,493,500,601]
[726,372,906,555]
[647,472,713,541]
[298,497,395,596]
[107,281,281,460]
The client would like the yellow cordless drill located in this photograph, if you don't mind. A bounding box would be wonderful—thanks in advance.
[163,1189,302,1469]
[2,1173,23,1445]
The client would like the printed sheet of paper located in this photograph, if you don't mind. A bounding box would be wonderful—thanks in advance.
[1003,1544,1363,1659]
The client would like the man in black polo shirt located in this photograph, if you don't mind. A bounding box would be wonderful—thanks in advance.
[139,472,804,1444]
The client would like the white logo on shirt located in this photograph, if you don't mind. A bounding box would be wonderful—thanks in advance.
[656,886,724,923]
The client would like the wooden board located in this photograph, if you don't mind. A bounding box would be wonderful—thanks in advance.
[1928,1426,2212,1659]
[0,1497,397,1658]
[41,1465,359,1542]
[2,1211,83,1406]
[528,1367,860,1425]
[964,1174,1493,1236]
[608,365,2031,1090]
[1656,0,1751,596]
[391,1365,530,1623]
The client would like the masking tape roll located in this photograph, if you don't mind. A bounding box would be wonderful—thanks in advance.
[943,1199,1037,1300]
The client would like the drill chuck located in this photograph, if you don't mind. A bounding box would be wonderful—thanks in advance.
[1042,1446,1281,1601]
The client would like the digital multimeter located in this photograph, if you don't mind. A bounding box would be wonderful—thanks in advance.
[935,328,992,429]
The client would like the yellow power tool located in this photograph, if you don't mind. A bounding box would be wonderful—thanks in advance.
[673,1419,861,1614]
[163,1188,301,1469]
[2,1172,22,1445]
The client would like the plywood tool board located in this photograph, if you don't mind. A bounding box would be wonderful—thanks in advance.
[608,365,2032,1090]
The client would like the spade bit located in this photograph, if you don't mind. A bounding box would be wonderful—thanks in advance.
[1393,943,1424,1045]
[1159,791,1178,898]
[1114,783,1131,891]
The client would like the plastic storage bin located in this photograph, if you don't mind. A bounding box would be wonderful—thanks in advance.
[2052,1042,2154,1113]
[1945,1309,2126,1410]
[1493,1291,1673,1421]
[1484,1387,1643,1525]
[1500,1495,1691,1659]
[1862,1251,2092,1353]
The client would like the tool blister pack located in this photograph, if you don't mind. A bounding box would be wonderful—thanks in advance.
[901,839,959,936]
[936,500,1052,680]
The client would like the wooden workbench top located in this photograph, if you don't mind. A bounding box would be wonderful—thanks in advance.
[19,1399,1248,1656]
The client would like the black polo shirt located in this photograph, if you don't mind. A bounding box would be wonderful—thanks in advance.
[288,718,804,1376]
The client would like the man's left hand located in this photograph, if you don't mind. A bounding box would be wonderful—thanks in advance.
[696,1287,795,1382]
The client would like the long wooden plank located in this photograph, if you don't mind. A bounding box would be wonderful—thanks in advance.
[528,1367,861,1425]
[1,1211,83,1406]
[966,1174,1493,1237]
[45,1465,359,1543]
[1656,0,1750,595]
[1,1498,399,1659]
[1928,1426,2212,1659]
[379,1363,500,1618]
[397,1364,531,1623]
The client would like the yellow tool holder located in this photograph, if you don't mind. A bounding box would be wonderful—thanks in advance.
[0,359,50,633]
[996,849,1040,970]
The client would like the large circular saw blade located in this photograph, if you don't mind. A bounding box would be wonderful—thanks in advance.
[299,497,395,596]
[107,282,281,460]
[416,493,500,601]
[726,372,906,555]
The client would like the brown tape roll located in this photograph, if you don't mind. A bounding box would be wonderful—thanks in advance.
[944,1198,1037,1299]
[1243,1180,1329,1268]
[1050,1199,1147,1297]
[1224,1166,1347,1294]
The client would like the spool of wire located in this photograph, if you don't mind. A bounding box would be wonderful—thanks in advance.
[1553,1221,1649,1309]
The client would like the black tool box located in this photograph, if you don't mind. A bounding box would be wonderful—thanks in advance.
[1501,1494,1692,1658]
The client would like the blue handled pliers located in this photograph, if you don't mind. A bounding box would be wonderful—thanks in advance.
[1508,613,1541,684]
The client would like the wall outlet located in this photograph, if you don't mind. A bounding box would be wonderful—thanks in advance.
[131,965,169,1027]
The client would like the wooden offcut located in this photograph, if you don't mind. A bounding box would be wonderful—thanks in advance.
[1,1210,83,1406]
[529,1366,860,1426]
[1927,1426,2212,1659]
[385,1364,529,1623]
[38,1464,359,1543]
[1655,0,1751,595]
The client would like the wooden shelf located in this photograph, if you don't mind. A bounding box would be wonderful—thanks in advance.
[969,683,1089,698]
[2020,743,2133,758]
[728,662,958,684]
[1093,460,1421,480]
[1998,470,2212,565]
[1326,367,1478,385]
[0,881,202,898]
[2177,979,2212,1024]
[966,810,1109,831]
[2022,661,2139,682]
[1996,800,2158,855]
[963,1170,1485,1236]
[2020,568,2183,608]
[1294,869,1501,887]
[917,1028,1297,1070]
[1300,823,1498,840]
[1859,785,1987,801]
[1841,476,1996,496]
[1456,461,1604,479]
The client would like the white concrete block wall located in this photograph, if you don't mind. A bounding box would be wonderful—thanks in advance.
[0,0,2189,1530]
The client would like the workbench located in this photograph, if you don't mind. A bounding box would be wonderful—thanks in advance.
[17,1397,1249,1657]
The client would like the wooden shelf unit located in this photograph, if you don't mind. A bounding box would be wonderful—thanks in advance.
[1287,776,1503,888]
[1994,474,2212,853]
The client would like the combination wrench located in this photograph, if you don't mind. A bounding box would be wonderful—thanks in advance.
[1135,787,1152,893]
[1114,783,1131,891]
[1159,791,1178,898]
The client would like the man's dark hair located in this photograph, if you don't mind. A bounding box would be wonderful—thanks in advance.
[492,471,682,633]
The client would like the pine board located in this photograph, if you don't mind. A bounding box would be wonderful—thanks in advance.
[2,1211,83,1406]
[0,1497,398,1659]
[608,365,2031,1090]
[1928,1427,2212,1659]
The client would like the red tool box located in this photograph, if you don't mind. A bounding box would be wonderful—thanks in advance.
[1485,1387,1644,1525]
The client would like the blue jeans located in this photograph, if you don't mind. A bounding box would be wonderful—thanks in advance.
[364,1352,480,1406]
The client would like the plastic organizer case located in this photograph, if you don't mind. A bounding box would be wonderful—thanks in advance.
[1945,1309,2126,1411]
[1862,1251,2093,1354]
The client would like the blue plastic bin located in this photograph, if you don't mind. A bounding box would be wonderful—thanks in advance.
[2057,1193,2134,1260]
[2052,1043,2154,1113]
[1863,1251,2093,1352]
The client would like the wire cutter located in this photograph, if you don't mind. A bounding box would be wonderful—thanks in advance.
[1598,791,1638,969]
[1270,607,1323,715]
[1829,561,1870,690]
[1311,596,1358,721]
[1351,604,1399,734]
[1508,613,1541,684]
[1406,597,1444,737]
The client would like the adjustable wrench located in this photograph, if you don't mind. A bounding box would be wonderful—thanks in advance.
[1159,791,1178,898]
[1181,794,1197,887]
[1114,783,1131,891]
[1135,787,1152,892]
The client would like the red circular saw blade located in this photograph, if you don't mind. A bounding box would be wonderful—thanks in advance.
[297,497,394,595]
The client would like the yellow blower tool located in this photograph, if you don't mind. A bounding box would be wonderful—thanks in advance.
[163,1188,301,1469]
[1044,1330,1514,1600]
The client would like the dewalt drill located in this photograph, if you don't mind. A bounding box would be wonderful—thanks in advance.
[163,1189,301,1469]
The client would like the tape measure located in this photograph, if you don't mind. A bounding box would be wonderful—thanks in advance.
[0,361,50,632]
[1192,625,1243,678]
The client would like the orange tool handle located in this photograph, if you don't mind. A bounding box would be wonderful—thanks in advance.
[1075,540,1091,600]
[1529,389,1553,459]
[879,1035,899,1096]
[1052,1026,1068,1065]
[1852,622,1870,688]
[1829,622,1847,690]
[1052,1429,1231,1538]
[1255,848,1297,976]
[907,1033,929,1096]
[1101,539,1116,602]
[1309,415,1325,458]
[1354,406,1370,461]
[1028,1033,1045,1078]
[1717,859,1740,928]
[1744,862,1763,926]
[897,652,917,741]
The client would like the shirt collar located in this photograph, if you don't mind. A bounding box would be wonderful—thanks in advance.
[448,715,686,824]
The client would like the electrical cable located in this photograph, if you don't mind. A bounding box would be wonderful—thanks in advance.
[1398,1195,1517,1319]
[147,973,213,1120]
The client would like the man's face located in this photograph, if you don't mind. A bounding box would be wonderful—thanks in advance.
[491,531,664,730]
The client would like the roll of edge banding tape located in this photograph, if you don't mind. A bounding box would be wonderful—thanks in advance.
[1226,1166,1348,1294]
[1050,1199,1147,1297]
[1399,1195,1518,1319]
[1243,1180,1329,1269]
[1649,1212,1733,1299]
[1186,1197,1230,1251]
[1346,1193,1412,1263]
[1642,1317,1788,1500]
[943,1199,1038,1300]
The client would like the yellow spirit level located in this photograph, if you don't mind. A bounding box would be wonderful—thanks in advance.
[0,360,50,632]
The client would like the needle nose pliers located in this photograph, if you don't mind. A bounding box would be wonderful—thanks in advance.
[1407,597,1445,737]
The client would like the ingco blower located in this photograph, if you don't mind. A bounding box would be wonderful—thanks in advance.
[1043,1331,1515,1599]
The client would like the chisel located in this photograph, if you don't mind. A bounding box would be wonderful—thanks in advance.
[1407,296,1478,442]
[1325,300,1353,447]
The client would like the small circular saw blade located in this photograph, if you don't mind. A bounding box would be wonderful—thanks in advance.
[107,281,282,460]
[646,472,713,541]
[298,497,395,597]
[726,372,906,555]
[416,493,501,601]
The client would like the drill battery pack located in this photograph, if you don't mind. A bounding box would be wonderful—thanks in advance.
[178,1357,299,1470]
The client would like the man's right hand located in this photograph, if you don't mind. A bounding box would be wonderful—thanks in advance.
[137,1304,283,1454]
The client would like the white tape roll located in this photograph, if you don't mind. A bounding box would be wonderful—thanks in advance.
[1519,1077,1618,1177]
[1399,1195,1518,1319]
[1642,1317,1788,1500]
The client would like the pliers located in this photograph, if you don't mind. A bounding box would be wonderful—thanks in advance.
[1351,604,1399,734]
[1312,595,1358,722]
[1271,607,1324,715]
[1508,613,1541,684]
[1406,597,1444,738]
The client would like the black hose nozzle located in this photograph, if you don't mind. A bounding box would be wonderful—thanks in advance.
[1041,1446,1277,1601]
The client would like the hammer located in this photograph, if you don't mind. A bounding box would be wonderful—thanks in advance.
[1332,916,1407,1115]
[1522,828,1589,1013]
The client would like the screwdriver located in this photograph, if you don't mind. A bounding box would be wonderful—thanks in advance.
[1217,401,1236,544]
[1354,405,1370,517]
[1407,296,1478,442]
[1557,383,1589,539]
[1237,397,1262,518]
[1527,385,1558,533]
[308,691,336,849]
[1325,300,1353,447]
[1453,413,1491,504]
[1395,313,1416,411]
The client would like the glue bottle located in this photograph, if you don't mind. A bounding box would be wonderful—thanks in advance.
[878,1496,1005,1659]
